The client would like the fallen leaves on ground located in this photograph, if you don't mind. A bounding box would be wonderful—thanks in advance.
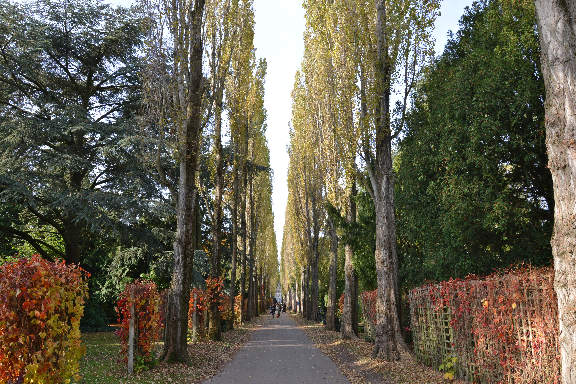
[291,314,465,384]
[79,316,265,383]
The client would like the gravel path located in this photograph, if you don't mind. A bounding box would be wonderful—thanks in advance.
[203,314,350,384]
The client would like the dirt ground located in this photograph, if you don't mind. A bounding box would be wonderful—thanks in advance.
[291,314,466,384]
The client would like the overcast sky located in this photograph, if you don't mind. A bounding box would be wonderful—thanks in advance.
[106,0,475,257]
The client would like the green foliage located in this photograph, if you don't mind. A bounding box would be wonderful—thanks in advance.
[396,0,552,288]
[439,355,457,381]
[0,0,179,333]
[325,189,377,293]
[0,0,166,264]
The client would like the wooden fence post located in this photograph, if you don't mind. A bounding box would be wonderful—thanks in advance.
[192,292,198,341]
[128,290,135,374]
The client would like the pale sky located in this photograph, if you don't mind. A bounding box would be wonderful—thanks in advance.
[251,0,475,256]
[105,0,475,256]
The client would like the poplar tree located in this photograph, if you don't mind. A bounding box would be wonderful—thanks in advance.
[366,0,439,359]
[141,0,207,362]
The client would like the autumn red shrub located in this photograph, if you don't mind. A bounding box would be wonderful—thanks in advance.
[0,255,89,384]
[219,293,234,322]
[409,266,560,383]
[205,277,227,312]
[116,280,161,363]
[188,287,207,332]
[188,278,231,334]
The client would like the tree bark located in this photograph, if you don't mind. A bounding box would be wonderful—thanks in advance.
[310,202,320,322]
[208,102,224,341]
[302,268,307,318]
[162,0,206,363]
[229,141,239,329]
[246,155,255,320]
[534,2,576,383]
[325,216,338,331]
[307,265,313,319]
[296,280,301,313]
[370,0,402,361]
[352,270,358,335]
[341,179,357,339]
[61,220,83,265]
[239,142,247,323]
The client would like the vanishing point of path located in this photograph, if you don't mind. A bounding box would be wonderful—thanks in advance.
[204,315,350,384]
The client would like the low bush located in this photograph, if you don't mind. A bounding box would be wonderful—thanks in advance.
[115,280,161,366]
[0,255,89,383]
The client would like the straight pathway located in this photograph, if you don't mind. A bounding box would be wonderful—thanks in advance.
[204,314,350,384]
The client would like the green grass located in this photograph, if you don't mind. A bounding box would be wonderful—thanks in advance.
[78,320,258,384]
[79,332,123,383]
[78,332,191,384]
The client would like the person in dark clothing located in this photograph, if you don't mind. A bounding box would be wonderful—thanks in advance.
[270,298,277,318]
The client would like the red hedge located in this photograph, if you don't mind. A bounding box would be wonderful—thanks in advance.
[0,255,89,383]
[116,280,161,362]
[409,266,560,383]
[188,278,232,334]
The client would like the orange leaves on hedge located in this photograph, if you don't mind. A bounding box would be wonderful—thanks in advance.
[337,293,344,318]
[0,255,89,384]
[115,280,161,363]
[188,278,232,327]
[205,277,227,313]
[410,266,560,383]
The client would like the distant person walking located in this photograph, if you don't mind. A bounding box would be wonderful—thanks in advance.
[276,302,282,318]
[270,298,277,319]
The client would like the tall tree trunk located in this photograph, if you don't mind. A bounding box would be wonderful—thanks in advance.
[239,169,247,323]
[301,268,307,318]
[310,215,320,322]
[372,141,402,360]
[208,102,224,341]
[62,220,83,265]
[163,118,202,360]
[306,265,312,319]
[229,145,239,329]
[163,0,205,361]
[534,2,576,383]
[370,0,402,361]
[296,280,301,313]
[256,268,262,315]
[341,179,357,339]
[326,216,338,331]
[246,160,255,320]
[352,270,358,335]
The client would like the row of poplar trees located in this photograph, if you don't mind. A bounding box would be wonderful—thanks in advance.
[283,0,440,359]
[282,0,576,381]
[141,0,278,362]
